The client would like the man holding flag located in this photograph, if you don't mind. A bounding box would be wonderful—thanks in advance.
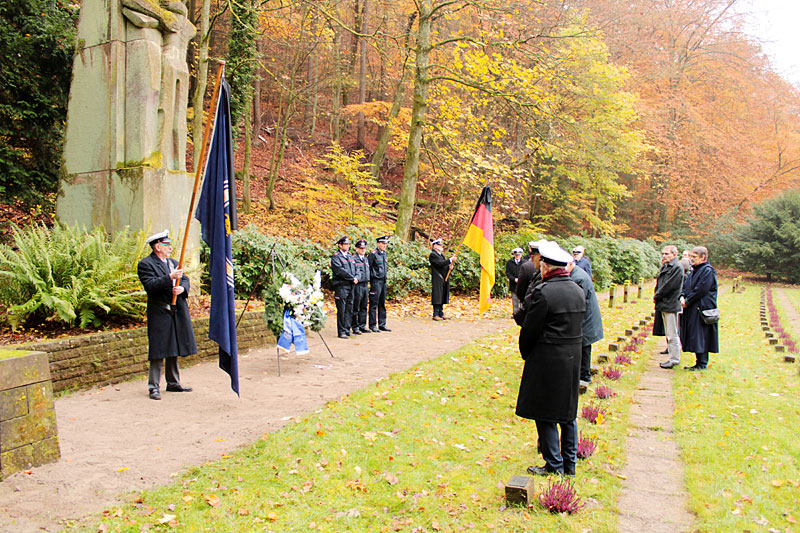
[461,186,495,315]
[194,73,239,395]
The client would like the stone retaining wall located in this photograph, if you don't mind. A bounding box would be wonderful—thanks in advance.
[0,351,60,479]
[21,311,274,394]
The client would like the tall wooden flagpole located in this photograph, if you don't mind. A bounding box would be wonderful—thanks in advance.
[172,60,226,305]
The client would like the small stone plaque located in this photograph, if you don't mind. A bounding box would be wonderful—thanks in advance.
[785,354,796,363]
[639,319,647,326]
[765,331,774,338]
[632,325,640,331]
[769,338,779,345]
[775,344,785,352]
[625,329,634,336]
[505,475,534,506]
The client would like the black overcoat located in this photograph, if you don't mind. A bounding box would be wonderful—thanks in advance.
[505,257,528,292]
[515,260,540,302]
[515,274,586,423]
[570,264,603,346]
[680,262,719,354]
[429,251,451,305]
[137,253,197,361]
[331,251,356,287]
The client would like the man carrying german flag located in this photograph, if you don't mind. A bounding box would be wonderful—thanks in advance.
[441,186,496,317]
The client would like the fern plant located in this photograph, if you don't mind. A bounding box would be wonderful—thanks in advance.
[0,223,148,329]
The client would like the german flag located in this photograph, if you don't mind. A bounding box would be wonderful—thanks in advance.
[462,186,495,315]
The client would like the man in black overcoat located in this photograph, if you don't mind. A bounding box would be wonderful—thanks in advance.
[137,230,197,400]
[429,238,455,320]
[513,239,546,325]
[655,245,684,369]
[331,236,358,338]
[351,239,371,335]
[505,247,527,316]
[516,241,586,476]
[368,235,391,332]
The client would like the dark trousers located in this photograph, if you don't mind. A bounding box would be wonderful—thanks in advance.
[334,284,354,335]
[433,304,444,318]
[352,284,369,331]
[368,279,387,329]
[695,352,709,368]
[580,344,592,382]
[148,357,180,392]
[535,418,577,474]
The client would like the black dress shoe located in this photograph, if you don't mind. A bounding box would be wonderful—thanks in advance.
[360,328,371,333]
[379,326,392,331]
[660,348,669,354]
[683,365,697,370]
[338,334,350,339]
[351,329,361,335]
[527,465,561,476]
[149,389,161,400]
[660,361,678,369]
[166,384,193,392]
[688,366,706,371]
[370,328,380,333]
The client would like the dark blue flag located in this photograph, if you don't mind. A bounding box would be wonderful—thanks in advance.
[195,77,239,395]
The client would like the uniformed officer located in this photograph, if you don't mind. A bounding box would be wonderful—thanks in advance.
[351,239,371,335]
[137,230,196,400]
[516,240,586,476]
[429,238,456,320]
[368,235,391,332]
[330,236,357,338]
[505,247,528,315]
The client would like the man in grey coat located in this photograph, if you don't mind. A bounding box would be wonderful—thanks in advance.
[567,259,603,393]
[137,230,196,400]
[656,245,684,369]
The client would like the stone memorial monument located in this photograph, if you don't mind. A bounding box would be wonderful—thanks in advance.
[57,0,200,257]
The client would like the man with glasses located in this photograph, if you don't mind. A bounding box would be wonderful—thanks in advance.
[654,245,684,369]
[572,245,592,279]
[137,230,196,400]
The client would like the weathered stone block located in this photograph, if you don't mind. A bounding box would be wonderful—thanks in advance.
[625,329,633,336]
[769,338,779,345]
[0,352,50,391]
[26,381,54,413]
[784,354,796,363]
[765,331,774,338]
[639,319,647,326]
[607,344,618,353]
[505,475,534,506]
[0,410,57,452]
[632,325,640,331]
[0,436,60,479]
[598,353,609,363]
[775,344,785,352]
[0,387,28,421]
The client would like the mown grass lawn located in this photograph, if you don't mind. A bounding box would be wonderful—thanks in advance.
[81,298,656,532]
[672,282,800,531]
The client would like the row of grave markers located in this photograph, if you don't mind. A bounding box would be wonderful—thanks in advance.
[760,287,798,368]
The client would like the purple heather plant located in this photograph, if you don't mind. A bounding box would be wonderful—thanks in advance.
[577,433,598,459]
[595,384,617,399]
[539,478,584,514]
[602,366,623,380]
[614,354,632,365]
[581,403,606,424]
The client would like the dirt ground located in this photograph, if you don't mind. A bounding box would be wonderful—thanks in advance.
[0,315,508,532]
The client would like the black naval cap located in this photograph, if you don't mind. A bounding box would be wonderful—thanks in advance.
[355,239,367,248]
[376,235,390,244]
[336,235,351,245]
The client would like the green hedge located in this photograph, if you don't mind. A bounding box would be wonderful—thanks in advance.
[222,227,668,302]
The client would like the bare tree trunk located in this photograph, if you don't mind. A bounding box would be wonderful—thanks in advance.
[191,0,210,160]
[242,94,253,214]
[267,108,292,211]
[369,76,405,178]
[395,2,432,240]
[252,40,263,148]
[267,87,285,210]
[331,25,342,142]
[306,54,319,135]
[356,0,369,148]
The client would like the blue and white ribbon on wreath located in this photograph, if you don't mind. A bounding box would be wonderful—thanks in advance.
[277,309,309,355]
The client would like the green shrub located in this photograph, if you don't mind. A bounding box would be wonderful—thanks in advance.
[0,224,147,329]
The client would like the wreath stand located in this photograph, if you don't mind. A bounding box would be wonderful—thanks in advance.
[277,331,335,376]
